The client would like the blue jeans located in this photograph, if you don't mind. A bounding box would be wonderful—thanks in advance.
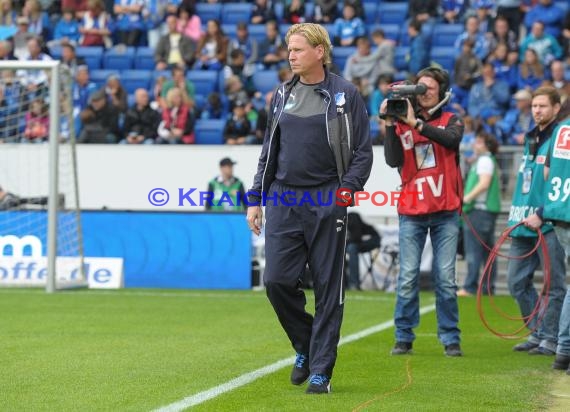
[554,226,570,356]
[507,231,567,352]
[463,209,498,294]
[394,211,461,346]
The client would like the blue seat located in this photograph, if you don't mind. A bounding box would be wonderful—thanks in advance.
[134,47,155,70]
[279,23,292,39]
[49,45,63,60]
[394,47,409,71]
[432,24,463,48]
[89,69,119,88]
[377,3,409,25]
[274,2,284,22]
[103,46,135,70]
[195,119,226,144]
[332,46,356,70]
[120,70,151,94]
[248,24,267,44]
[556,0,569,15]
[196,3,222,23]
[221,24,237,40]
[187,70,219,96]
[252,70,279,95]
[221,3,253,25]
[75,46,104,69]
[430,47,456,72]
[363,2,378,25]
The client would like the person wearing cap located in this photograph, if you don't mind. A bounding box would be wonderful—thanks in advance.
[78,88,121,143]
[495,89,534,145]
[223,100,252,145]
[11,15,33,60]
[206,158,246,212]
[246,23,372,394]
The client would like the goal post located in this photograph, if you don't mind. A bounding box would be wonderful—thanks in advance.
[0,60,85,292]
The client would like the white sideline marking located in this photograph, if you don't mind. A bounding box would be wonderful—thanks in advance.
[153,303,436,412]
[0,289,398,302]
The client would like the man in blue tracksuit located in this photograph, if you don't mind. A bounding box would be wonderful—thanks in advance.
[246,23,372,394]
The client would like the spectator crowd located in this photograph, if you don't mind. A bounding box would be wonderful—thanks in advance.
[0,0,568,145]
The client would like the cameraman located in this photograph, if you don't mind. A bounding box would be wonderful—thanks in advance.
[380,67,465,357]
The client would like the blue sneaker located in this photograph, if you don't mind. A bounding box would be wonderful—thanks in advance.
[306,374,331,394]
[291,353,309,385]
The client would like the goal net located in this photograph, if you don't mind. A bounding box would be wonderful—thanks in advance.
[0,60,85,292]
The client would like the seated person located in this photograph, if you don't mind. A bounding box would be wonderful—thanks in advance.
[346,212,381,290]
[223,100,252,145]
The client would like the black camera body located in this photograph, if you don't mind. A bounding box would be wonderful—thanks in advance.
[380,83,428,119]
[385,97,412,118]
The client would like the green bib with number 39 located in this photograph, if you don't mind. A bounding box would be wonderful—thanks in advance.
[543,120,570,223]
[508,138,553,237]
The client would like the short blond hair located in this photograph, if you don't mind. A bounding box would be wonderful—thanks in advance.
[166,87,182,108]
[285,23,333,65]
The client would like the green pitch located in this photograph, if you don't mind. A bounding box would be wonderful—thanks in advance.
[0,289,563,411]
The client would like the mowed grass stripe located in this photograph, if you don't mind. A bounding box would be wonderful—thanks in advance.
[153,304,436,411]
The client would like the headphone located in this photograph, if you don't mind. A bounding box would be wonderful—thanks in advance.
[416,67,450,101]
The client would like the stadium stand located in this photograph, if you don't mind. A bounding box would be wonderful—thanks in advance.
[120,70,152,94]
[332,46,357,71]
[432,24,464,48]
[103,47,136,70]
[195,3,222,23]
[377,3,409,25]
[221,3,253,25]
[252,70,279,95]
[75,47,104,70]
[134,47,156,71]
[187,70,219,96]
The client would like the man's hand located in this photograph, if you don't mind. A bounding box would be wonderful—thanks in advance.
[246,206,263,236]
[379,100,394,125]
[523,213,543,230]
[397,99,417,128]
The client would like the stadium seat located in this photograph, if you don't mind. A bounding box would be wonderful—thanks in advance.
[274,2,284,22]
[252,70,279,95]
[432,24,463,48]
[195,119,226,144]
[103,46,135,70]
[120,70,151,94]
[430,47,456,72]
[75,46,104,69]
[377,3,409,25]
[221,24,237,40]
[221,3,253,25]
[134,47,156,70]
[196,3,222,22]
[394,47,409,71]
[556,0,569,15]
[187,70,218,96]
[49,45,62,60]
[279,23,292,39]
[304,2,315,21]
[363,2,378,25]
[89,69,119,88]
[332,46,356,71]
[248,24,267,44]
